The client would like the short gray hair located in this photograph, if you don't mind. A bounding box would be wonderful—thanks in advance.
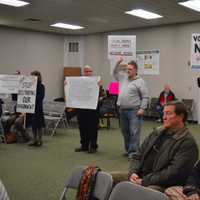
[83,65,92,70]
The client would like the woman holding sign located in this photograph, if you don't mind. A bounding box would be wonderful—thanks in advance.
[28,71,45,147]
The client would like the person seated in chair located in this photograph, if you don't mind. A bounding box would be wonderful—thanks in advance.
[3,111,30,143]
[1,95,29,143]
[11,113,30,142]
[156,84,175,121]
[165,160,200,200]
[111,101,198,192]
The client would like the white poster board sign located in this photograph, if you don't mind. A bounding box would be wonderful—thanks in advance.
[136,50,160,75]
[191,33,200,71]
[64,76,100,110]
[0,74,21,94]
[108,35,136,63]
[17,76,37,113]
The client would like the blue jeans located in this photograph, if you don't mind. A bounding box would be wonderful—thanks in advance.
[119,108,142,154]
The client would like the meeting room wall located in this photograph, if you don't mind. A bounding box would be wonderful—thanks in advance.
[1,21,200,119]
[0,27,64,100]
[84,21,200,120]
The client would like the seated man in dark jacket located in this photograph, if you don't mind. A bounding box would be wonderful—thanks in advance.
[112,101,198,192]
[165,160,200,200]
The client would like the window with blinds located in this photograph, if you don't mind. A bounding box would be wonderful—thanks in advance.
[68,42,79,52]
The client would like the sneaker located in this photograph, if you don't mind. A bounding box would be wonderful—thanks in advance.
[74,147,88,152]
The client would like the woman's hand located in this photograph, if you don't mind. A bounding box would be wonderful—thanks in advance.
[188,193,200,200]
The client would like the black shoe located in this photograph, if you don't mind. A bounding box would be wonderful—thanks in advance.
[28,141,37,146]
[75,147,88,152]
[122,153,129,157]
[88,148,97,153]
[36,141,43,147]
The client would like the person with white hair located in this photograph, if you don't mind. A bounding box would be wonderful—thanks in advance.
[75,65,102,153]
[156,84,176,121]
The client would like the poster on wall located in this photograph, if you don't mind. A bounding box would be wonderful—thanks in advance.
[17,75,37,113]
[0,74,21,94]
[136,50,160,75]
[191,33,200,71]
[108,35,136,63]
[64,76,100,109]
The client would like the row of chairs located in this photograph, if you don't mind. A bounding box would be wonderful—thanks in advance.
[0,99,67,140]
[60,166,168,200]
[144,97,194,120]
[0,97,195,140]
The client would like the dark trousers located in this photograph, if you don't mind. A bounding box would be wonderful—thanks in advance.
[77,109,99,150]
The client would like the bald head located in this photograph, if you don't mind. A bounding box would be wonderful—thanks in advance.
[164,84,171,93]
[83,65,93,76]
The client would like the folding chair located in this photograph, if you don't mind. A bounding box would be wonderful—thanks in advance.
[0,119,6,143]
[0,100,16,143]
[182,99,194,121]
[43,101,67,136]
[109,181,168,200]
[99,95,119,129]
[149,97,160,118]
[2,100,16,114]
[59,166,113,200]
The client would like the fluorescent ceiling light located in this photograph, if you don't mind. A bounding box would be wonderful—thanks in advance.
[50,23,84,30]
[125,9,163,19]
[0,0,29,7]
[178,0,200,12]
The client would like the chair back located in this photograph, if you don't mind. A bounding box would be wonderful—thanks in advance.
[2,100,16,114]
[60,166,113,200]
[182,99,194,120]
[43,101,66,136]
[149,97,160,118]
[43,101,65,116]
[109,181,167,200]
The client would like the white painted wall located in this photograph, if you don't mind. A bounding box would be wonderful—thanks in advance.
[0,27,64,100]
[63,36,85,68]
[83,22,200,120]
[1,22,200,119]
